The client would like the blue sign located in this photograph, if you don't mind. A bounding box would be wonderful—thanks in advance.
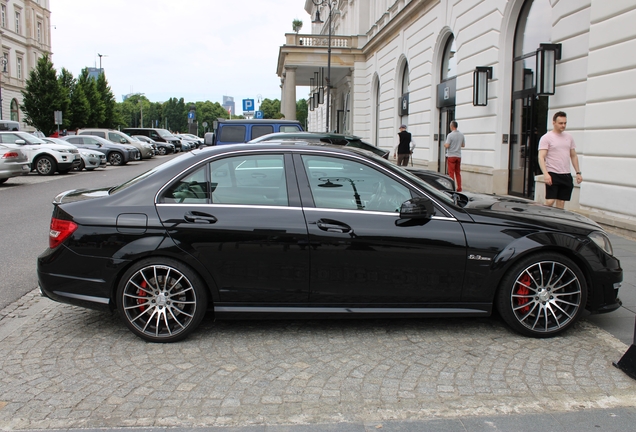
[242,99,255,112]
[255,111,264,119]
[188,112,195,119]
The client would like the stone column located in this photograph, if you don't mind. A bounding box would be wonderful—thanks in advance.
[283,66,297,120]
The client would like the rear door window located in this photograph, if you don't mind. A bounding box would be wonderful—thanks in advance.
[218,126,246,143]
[251,125,274,140]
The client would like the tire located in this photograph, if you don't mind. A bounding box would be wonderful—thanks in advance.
[77,160,86,171]
[108,152,124,166]
[496,252,587,338]
[116,258,208,343]
[35,155,56,175]
[157,147,167,155]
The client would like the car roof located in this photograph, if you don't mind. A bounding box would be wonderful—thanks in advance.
[251,131,362,141]
[216,119,302,125]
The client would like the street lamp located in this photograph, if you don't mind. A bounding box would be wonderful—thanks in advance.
[312,0,336,133]
[97,53,107,74]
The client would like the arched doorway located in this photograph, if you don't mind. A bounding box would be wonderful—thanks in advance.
[437,35,457,175]
[10,99,19,122]
[508,0,551,198]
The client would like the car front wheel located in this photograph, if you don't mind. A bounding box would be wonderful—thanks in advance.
[108,152,124,166]
[116,258,208,343]
[157,147,167,155]
[35,155,56,175]
[496,253,587,338]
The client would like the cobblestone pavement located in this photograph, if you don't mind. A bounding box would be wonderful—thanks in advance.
[1,290,635,431]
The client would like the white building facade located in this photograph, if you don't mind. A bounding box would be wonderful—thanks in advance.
[277,0,636,233]
[0,0,51,128]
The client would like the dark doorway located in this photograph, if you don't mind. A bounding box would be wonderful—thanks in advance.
[438,108,455,175]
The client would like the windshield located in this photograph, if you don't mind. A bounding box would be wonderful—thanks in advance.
[16,132,46,144]
[156,129,175,138]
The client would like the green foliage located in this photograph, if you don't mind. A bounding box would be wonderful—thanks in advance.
[296,99,308,129]
[77,69,105,127]
[20,55,66,135]
[193,100,230,135]
[259,98,284,119]
[96,72,118,128]
[292,19,303,33]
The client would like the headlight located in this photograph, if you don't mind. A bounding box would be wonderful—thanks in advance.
[588,231,614,256]
[436,177,454,190]
[57,149,71,154]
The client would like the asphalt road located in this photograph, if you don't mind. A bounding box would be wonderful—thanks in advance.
[0,153,179,310]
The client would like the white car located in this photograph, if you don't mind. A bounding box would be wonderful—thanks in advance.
[0,131,81,175]
[44,138,107,171]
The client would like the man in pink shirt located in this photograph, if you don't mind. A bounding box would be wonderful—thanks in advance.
[538,111,583,209]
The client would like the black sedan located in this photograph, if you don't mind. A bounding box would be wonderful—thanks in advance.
[37,142,622,342]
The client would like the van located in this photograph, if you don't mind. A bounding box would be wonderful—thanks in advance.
[209,119,303,146]
[122,127,184,152]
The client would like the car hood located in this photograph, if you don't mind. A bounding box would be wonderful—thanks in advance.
[460,192,602,230]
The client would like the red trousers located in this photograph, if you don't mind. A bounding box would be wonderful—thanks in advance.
[447,157,462,192]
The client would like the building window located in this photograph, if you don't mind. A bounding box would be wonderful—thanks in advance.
[2,53,7,73]
[16,57,22,79]
[15,11,20,34]
[1,5,5,28]
[10,99,19,122]
[37,21,42,42]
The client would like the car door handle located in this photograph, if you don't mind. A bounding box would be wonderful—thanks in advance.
[184,211,217,224]
[316,219,351,233]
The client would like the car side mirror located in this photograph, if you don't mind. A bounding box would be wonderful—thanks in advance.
[399,197,435,220]
[15,139,27,144]
[120,139,127,144]
[204,132,215,146]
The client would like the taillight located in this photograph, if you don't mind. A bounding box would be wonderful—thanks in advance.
[2,151,19,159]
[49,218,78,249]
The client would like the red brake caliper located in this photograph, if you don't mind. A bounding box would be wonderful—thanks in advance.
[516,273,531,313]
[137,280,147,312]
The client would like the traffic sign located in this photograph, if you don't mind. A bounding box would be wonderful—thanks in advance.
[242,99,255,112]
[188,112,195,119]
[255,111,264,119]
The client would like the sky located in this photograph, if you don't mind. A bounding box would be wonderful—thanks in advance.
[51,0,311,111]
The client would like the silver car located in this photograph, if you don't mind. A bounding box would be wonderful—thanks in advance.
[0,144,30,184]
[44,137,107,171]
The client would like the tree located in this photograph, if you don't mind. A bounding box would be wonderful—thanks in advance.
[76,68,105,127]
[259,98,284,119]
[57,68,74,131]
[296,99,308,129]
[96,72,118,128]
[292,19,303,33]
[20,55,66,135]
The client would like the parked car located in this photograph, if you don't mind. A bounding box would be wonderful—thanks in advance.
[249,131,390,159]
[43,138,107,171]
[405,167,455,192]
[0,144,30,183]
[0,131,81,175]
[78,129,153,159]
[180,133,204,146]
[61,135,141,166]
[208,118,304,146]
[37,141,622,343]
[132,135,175,155]
[122,128,183,152]
[249,132,455,192]
[175,134,200,149]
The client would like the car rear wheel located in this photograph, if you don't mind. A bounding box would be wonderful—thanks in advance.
[35,155,56,175]
[116,258,208,343]
[496,253,587,338]
[108,152,124,166]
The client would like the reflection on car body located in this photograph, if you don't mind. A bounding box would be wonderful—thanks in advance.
[37,142,622,343]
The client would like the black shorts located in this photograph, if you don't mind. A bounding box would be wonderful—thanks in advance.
[545,172,573,201]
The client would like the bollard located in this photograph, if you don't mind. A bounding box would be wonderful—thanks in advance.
[613,316,636,380]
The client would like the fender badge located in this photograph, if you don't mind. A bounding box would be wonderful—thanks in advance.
[468,254,492,261]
